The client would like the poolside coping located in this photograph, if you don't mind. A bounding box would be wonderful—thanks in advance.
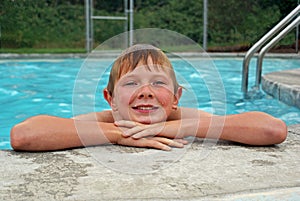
[1,124,299,200]
[1,52,300,59]
[262,68,300,109]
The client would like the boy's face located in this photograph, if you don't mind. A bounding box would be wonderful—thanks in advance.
[104,58,182,124]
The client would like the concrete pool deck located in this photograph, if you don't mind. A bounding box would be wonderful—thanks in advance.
[262,68,300,109]
[1,124,300,201]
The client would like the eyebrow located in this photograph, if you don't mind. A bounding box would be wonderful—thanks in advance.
[121,72,169,80]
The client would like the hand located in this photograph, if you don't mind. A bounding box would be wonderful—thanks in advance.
[114,120,189,140]
[115,135,188,151]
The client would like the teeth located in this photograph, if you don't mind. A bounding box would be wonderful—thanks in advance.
[138,106,153,110]
[133,106,158,110]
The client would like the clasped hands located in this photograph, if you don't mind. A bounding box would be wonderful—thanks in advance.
[113,120,189,151]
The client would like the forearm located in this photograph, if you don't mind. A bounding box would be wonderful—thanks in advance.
[72,110,114,122]
[160,112,287,145]
[192,112,287,145]
[219,112,287,145]
[10,115,120,151]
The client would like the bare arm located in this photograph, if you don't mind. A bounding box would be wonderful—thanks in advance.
[191,111,287,145]
[10,115,117,151]
[72,107,211,122]
[10,115,187,151]
[72,110,114,122]
[116,111,287,145]
[73,108,287,146]
[167,107,212,120]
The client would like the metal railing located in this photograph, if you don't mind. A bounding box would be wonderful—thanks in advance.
[242,5,300,96]
[85,0,134,53]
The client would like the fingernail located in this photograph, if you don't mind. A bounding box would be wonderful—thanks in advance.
[132,135,140,139]
[164,146,172,151]
[122,132,129,137]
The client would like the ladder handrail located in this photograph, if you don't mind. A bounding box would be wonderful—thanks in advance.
[242,5,300,95]
[85,0,134,52]
[255,16,300,88]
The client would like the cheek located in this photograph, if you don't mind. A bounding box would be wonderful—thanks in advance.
[115,87,134,104]
[155,88,174,106]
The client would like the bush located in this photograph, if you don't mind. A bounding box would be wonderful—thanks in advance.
[0,0,297,51]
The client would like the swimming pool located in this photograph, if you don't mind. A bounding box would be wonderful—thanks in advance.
[1,57,300,150]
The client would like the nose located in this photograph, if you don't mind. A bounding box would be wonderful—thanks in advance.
[137,84,154,99]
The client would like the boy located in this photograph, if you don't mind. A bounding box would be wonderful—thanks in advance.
[10,44,287,151]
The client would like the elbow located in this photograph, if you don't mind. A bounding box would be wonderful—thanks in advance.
[266,119,287,145]
[10,116,41,151]
[10,124,29,151]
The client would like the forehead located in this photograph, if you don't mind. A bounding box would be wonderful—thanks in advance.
[117,52,171,74]
[119,64,170,79]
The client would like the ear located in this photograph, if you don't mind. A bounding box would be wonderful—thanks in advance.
[103,88,113,106]
[173,86,182,106]
[103,88,118,111]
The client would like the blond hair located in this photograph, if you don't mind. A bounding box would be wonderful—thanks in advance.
[106,44,180,96]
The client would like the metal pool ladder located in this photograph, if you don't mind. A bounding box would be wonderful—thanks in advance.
[242,5,300,97]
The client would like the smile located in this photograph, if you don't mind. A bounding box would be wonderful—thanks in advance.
[132,105,159,112]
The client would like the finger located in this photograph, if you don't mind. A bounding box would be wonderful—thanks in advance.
[114,120,141,128]
[173,139,189,145]
[150,142,172,151]
[117,136,172,151]
[122,125,147,137]
[131,127,160,139]
[138,138,172,151]
[152,137,184,148]
[131,124,164,139]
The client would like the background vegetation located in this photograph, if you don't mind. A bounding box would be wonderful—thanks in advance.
[0,0,298,53]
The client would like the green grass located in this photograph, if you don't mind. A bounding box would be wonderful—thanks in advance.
[0,48,86,54]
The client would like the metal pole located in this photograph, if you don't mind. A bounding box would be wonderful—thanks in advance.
[242,5,300,94]
[203,0,208,51]
[256,16,300,88]
[124,0,128,47]
[92,16,127,20]
[129,0,134,46]
[297,0,300,53]
[90,0,94,51]
[296,23,299,53]
[85,0,90,53]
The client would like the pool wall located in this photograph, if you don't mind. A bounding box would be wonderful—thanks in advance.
[262,68,300,109]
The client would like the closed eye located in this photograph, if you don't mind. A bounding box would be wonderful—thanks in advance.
[124,81,138,86]
[152,80,166,86]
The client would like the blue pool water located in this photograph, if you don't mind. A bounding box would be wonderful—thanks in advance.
[1,57,300,150]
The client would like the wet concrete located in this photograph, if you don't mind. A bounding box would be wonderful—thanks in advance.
[1,125,299,201]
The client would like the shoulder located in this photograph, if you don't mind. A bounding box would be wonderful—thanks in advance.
[72,110,114,122]
[167,107,212,120]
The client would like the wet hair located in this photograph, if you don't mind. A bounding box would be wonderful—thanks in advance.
[106,44,180,96]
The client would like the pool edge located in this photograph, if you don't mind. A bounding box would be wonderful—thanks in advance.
[262,68,300,109]
[0,124,299,200]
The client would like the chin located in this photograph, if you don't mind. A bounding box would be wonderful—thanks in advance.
[136,117,167,124]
